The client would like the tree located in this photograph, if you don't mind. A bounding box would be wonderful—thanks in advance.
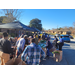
[0,16,6,23]
[42,28,46,32]
[57,27,62,30]
[0,9,23,23]
[29,18,42,31]
[73,22,75,29]
[69,27,73,30]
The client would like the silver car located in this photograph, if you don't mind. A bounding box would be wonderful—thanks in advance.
[55,34,60,37]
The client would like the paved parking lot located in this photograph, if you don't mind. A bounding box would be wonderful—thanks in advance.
[40,36,75,65]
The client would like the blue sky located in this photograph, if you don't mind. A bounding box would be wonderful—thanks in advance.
[0,9,75,30]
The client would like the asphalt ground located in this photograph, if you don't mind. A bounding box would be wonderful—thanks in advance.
[40,36,75,65]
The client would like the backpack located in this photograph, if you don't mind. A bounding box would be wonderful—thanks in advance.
[56,38,58,41]
[62,39,64,46]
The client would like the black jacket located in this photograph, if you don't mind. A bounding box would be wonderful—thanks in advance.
[25,39,29,45]
[46,41,53,49]
[0,39,13,54]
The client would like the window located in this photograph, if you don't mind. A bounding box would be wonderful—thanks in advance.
[64,36,69,38]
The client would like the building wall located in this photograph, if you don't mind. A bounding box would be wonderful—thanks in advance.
[63,32,67,35]
[0,29,7,32]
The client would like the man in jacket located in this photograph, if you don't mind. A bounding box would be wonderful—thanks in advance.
[0,32,13,55]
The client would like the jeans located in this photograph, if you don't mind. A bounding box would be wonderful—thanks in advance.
[47,49,53,56]
[17,47,22,58]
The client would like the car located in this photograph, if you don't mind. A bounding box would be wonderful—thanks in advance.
[55,34,60,37]
[66,34,74,39]
[69,35,74,39]
[59,35,70,43]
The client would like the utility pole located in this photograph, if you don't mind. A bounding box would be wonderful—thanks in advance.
[57,25,58,29]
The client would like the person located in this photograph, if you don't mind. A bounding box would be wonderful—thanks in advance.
[16,35,26,58]
[8,38,14,45]
[45,34,47,40]
[17,34,24,41]
[42,34,45,40]
[58,36,64,50]
[33,34,38,45]
[53,36,58,48]
[46,38,53,58]
[21,38,45,65]
[38,34,41,42]
[24,35,29,45]
[40,33,42,39]
[28,36,32,44]
[47,34,50,40]
[15,35,22,49]
[35,33,38,38]
[0,32,13,55]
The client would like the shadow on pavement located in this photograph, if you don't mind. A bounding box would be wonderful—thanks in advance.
[70,41,75,43]
[63,48,75,65]
[63,43,70,46]
[40,55,68,65]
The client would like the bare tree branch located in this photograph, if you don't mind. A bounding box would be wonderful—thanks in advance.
[1,9,23,23]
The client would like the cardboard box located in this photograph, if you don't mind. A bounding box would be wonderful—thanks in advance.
[5,58,14,65]
[0,51,10,65]
[5,57,26,65]
[18,61,26,65]
[53,50,63,62]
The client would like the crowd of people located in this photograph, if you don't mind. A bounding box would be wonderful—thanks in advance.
[0,32,64,65]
